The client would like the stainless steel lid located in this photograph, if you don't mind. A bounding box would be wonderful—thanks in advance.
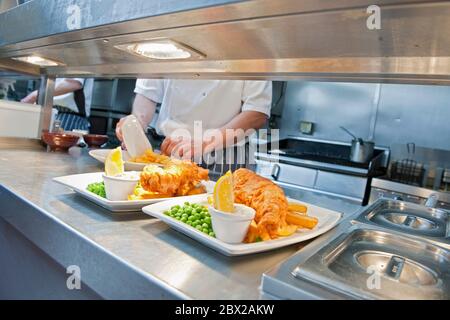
[355,198,449,247]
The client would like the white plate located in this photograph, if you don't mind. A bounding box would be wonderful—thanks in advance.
[89,149,163,171]
[53,172,215,212]
[142,194,343,256]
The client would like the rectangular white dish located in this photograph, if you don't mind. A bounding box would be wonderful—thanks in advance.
[53,172,214,212]
[142,194,343,256]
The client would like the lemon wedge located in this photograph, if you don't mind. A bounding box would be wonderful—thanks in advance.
[213,170,235,213]
[105,147,124,176]
[277,224,298,237]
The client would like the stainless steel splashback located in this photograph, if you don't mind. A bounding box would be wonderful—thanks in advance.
[280,81,450,152]
[0,0,450,83]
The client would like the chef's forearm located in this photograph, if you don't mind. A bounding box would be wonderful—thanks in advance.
[132,93,156,128]
[25,79,83,103]
[218,111,268,147]
[53,79,83,96]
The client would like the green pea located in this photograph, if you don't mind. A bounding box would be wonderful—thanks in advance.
[175,216,181,220]
[201,223,209,229]
[184,202,190,206]
[192,221,200,227]
[184,207,192,214]
[186,221,193,226]
[202,228,209,234]
[163,211,170,216]
[188,215,195,222]
[181,213,188,219]
[195,225,203,231]
[209,232,215,237]
[204,217,211,224]
[181,217,187,223]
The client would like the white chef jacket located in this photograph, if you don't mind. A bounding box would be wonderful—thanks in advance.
[134,79,272,137]
[53,78,94,117]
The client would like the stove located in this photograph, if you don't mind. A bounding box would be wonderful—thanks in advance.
[255,138,390,205]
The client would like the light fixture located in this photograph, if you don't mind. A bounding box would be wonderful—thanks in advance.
[115,39,205,60]
[11,55,64,67]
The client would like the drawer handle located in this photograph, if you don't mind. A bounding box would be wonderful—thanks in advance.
[271,164,281,181]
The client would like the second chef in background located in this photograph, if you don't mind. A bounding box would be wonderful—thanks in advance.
[21,78,94,131]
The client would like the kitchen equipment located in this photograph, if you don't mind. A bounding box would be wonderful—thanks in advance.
[340,126,375,164]
[390,143,425,186]
[292,227,450,300]
[2,1,450,85]
[370,178,450,211]
[255,138,390,205]
[354,198,449,248]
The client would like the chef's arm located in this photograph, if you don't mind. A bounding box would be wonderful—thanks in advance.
[21,79,83,104]
[131,93,156,129]
[209,111,268,151]
[116,93,156,142]
[161,110,268,157]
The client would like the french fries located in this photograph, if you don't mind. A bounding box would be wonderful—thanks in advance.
[288,202,308,215]
[244,221,259,243]
[286,211,318,229]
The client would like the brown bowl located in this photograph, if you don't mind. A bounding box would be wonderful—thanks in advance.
[83,134,109,148]
[42,132,80,152]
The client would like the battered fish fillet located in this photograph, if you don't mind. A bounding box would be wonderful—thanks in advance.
[140,159,209,197]
[233,168,289,240]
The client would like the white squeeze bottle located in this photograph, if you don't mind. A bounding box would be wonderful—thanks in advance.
[121,115,153,158]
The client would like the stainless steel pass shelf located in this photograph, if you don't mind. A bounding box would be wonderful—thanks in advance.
[0,0,450,83]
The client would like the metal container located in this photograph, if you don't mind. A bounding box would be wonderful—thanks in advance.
[350,139,375,164]
[292,227,450,300]
[354,198,449,248]
[340,126,375,163]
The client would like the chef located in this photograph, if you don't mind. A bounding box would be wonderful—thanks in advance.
[116,79,272,166]
[21,78,94,131]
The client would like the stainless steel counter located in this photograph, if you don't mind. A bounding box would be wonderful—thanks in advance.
[0,138,361,299]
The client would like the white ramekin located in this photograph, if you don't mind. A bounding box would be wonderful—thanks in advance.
[102,173,139,201]
[208,204,256,244]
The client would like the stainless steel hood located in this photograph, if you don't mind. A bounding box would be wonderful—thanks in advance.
[0,0,449,84]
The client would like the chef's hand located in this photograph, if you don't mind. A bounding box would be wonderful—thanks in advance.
[161,136,218,160]
[21,90,38,104]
